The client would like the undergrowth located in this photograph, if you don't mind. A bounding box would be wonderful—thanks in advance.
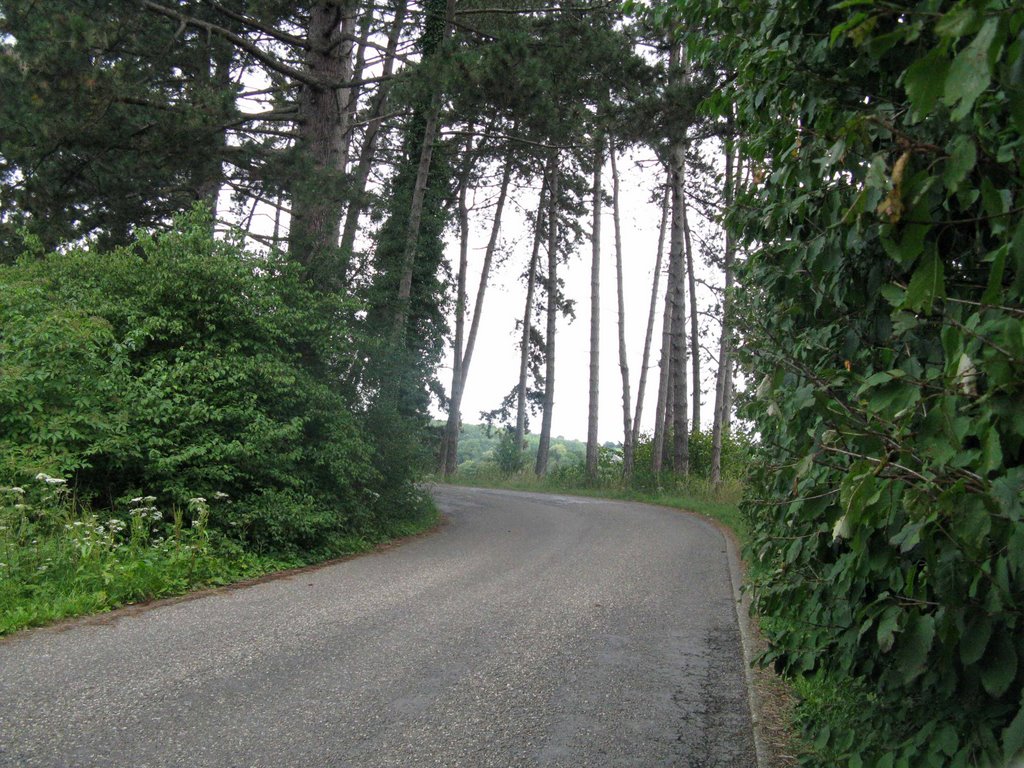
[0,474,438,636]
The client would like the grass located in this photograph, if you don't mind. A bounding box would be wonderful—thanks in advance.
[436,463,749,542]
[0,478,438,636]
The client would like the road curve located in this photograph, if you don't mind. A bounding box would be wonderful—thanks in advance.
[0,486,756,767]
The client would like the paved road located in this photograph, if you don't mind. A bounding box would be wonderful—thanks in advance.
[0,487,757,767]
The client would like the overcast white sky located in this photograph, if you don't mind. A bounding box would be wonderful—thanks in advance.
[433,144,727,444]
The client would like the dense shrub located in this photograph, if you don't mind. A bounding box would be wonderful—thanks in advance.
[677,0,1024,764]
[0,210,385,553]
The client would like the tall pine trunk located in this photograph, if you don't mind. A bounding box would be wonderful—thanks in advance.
[586,137,603,484]
[632,183,669,447]
[535,157,559,477]
[288,1,355,290]
[651,172,676,479]
[684,188,700,434]
[610,139,633,478]
[442,154,513,476]
[711,126,741,486]
[515,167,550,451]
[669,141,690,476]
[439,142,476,475]
[393,0,455,338]
[339,0,408,279]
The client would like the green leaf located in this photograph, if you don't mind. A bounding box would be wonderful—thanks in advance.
[877,606,900,653]
[1003,692,1024,765]
[935,7,982,38]
[960,614,993,666]
[880,283,905,306]
[893,612,935,683]
[856,368,906,396]
[943,19,1000,120]
[981,631,1017,698]
[841,468,882,518]
[981,430,1004,476]
[991,468,1024,522]
[903,250,946,313]
[943,136,977,193]
[982,245,1008,306]
[890,520,925,553]
[904,46,950,121]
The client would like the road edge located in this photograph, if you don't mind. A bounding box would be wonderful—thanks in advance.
[715,519,771,768]
[0,513,448,644]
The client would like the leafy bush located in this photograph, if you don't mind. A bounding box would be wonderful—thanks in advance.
[0,209,380,553]
[679,0,1024,764]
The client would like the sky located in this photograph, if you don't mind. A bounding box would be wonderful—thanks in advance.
[432,144,728,444]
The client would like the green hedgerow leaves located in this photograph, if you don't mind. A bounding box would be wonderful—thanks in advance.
[676,0,1024,764]
[944,18,1000,120]
[0,208,398,553]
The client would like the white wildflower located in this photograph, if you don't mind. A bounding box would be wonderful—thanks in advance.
[130,497,144,505]
[213,491,229,500]
[149,510,163,521]
[189,497,207,505]
[143,496,157,504]
[34,472,50,482]
[45,477,67,486]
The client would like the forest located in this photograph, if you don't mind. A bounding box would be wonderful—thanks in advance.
[1,0,1022,765]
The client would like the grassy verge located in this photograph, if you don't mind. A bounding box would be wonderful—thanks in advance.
[435,466,748,542]
[0,480,438,636]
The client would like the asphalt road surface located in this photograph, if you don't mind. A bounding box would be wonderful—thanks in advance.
[0,486,757,768]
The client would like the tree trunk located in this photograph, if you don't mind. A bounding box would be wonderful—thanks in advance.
[711,126,741,486]
[585,137,603,484]
[393,0,456,339]
[514,167,550,453]
[651,184,675,479]
[684,186,700,435]
[632,182,669,447]
[338,0,408,280]
[535,157,559,477]
[288,1,355,290]
[610,138,633,479]
[440,140,476,475]
[669,141,690,476]
[442,153,513,476]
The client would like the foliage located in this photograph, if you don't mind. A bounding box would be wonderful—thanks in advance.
[676,0,1024,764]
[444,422,587,475]
[0,209,408,554]
[0,471,438,636]
[0,0,234,258]
[630,428,754,490]
[0,476,268,634]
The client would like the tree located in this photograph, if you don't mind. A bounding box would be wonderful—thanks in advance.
[610,137,635,477]
[585,135,603,483]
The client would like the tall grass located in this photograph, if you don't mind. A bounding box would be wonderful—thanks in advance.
[0,474,438,636]
[442,451,749,542]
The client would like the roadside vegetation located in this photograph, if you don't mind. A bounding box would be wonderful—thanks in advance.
[437,424,749,539]
[2,0,1021,765]
[0,213,437,636]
